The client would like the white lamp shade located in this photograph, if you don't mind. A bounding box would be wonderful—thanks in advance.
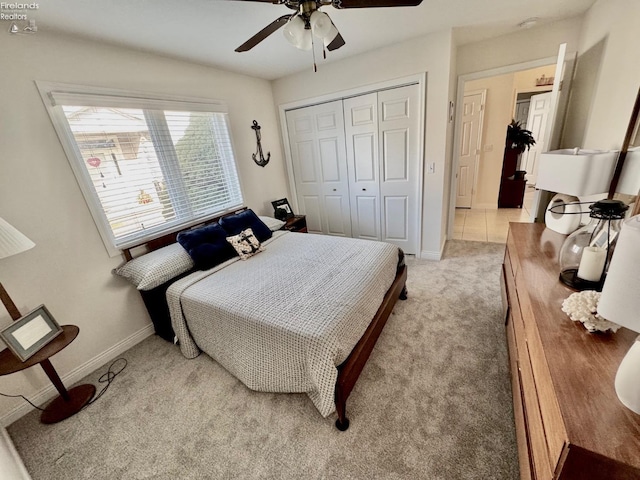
[598,215,640,332]
[0,217,35,260]
[310,11,333,39]
[598,215,640,415]
[283,15,306,47]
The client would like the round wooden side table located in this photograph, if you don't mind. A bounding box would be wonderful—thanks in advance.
[0,325,96,424]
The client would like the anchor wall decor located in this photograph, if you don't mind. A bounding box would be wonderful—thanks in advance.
[251,120,270,167]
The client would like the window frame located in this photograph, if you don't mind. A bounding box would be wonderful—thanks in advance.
[36,81,245,257]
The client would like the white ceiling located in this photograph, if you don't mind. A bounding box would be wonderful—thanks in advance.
[31,0,596,80]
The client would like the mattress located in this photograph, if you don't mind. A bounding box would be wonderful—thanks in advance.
[167,231,400,416]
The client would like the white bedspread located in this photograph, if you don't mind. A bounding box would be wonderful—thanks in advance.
[167,231,399,417]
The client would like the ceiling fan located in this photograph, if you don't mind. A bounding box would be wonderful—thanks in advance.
[234,0,424,57]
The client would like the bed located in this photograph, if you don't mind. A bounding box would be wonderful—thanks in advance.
[115,208,407,430]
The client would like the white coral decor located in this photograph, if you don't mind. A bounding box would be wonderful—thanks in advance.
[561,290,621,333]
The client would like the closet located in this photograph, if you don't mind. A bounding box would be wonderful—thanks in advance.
[285,84,421,254]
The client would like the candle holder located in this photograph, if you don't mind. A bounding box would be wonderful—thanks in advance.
[558,199,628,291]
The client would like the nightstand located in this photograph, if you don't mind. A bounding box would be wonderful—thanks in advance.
[281,215,307,233]
[0,325,95,424]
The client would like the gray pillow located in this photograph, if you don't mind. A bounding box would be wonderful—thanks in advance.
[258,215,285,231]
[113,243,194,290]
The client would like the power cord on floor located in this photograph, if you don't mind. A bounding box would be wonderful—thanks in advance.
[84,358,127,408]
[0,357,128,413]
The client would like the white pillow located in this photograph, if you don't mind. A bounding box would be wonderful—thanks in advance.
[113,243,194,290]
[258,215,285,231]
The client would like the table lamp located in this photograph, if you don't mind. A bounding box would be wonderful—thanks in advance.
[597,215,640,414]
[0,216,35,321]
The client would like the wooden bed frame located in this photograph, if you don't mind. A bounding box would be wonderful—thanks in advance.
[122,207,408,431]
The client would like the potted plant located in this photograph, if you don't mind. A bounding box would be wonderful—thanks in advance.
[506,119,536,153]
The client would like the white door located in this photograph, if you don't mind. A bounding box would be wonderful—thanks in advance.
[456,91,485,208]
[529,43,578,222]
[286,101,352,236]
[378,84,420,254]
[520,92,552,185]
[514,99,530,127]
[344,92,381,241]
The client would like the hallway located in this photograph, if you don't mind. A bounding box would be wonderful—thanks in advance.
[453,187,535,243]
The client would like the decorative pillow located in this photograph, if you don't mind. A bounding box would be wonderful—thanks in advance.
[113,243,194,291]
[219,209,272,242]
[258,215,285,232]
[226,228,264,260]
[177,223,238,270]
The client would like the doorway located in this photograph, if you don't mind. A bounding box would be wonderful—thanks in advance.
[449,45,576,240]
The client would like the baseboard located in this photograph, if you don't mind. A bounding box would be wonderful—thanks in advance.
[420,238,446,260]
[0,323,155,427]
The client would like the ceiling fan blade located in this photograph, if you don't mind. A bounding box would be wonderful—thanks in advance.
[235,14,292,52]
[332,0,422,8]
[326,32,345,51]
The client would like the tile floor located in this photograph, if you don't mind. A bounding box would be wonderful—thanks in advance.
[453,187,535,243]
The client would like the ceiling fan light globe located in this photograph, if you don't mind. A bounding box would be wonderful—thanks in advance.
[295,30,313,51]
[310,11,333,39]
[283,15,306,47]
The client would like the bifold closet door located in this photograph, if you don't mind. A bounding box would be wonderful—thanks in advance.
[378,85,420,254]
[344,93,381,241]
[286,101,352,236]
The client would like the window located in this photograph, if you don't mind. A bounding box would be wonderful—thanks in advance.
[38,83,244,253]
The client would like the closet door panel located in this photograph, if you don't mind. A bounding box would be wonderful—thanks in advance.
[382,129,409,181]
[384,196,409,241]
[344,93,381,241]
[378,85,420,254]
[286,101,351,236]
[319,138,341,183]
[325,195,350,236]
[295,141,318,183]
[355,196,379,239]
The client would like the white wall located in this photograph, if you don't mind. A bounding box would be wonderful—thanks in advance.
[456,17,583,77]
[273,30,456,258]
[0,30,288,424]
[573,0,640,150]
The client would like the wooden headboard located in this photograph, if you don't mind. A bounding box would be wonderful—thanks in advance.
[121,207,248,261]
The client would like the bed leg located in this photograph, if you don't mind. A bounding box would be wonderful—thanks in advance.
[335,392,350,431]
[399,285,408,300]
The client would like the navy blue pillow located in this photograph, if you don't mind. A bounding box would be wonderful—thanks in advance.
[219,209,272,242]
[177,223,238,270]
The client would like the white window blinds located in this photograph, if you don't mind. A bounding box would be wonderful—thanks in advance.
[41,84,244,251]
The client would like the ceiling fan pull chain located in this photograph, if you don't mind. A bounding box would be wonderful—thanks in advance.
[312,33,318,72]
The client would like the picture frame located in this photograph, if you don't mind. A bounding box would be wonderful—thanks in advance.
[0,305,63,361]
[271,198,294,221]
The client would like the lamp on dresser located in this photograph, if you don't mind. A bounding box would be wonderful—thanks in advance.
[0,216,35,320]
[597,215,640,414]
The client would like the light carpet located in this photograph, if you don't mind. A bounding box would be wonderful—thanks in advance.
[8,240,518,479]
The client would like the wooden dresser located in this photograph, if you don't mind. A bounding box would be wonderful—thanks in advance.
[502,223,640,480]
